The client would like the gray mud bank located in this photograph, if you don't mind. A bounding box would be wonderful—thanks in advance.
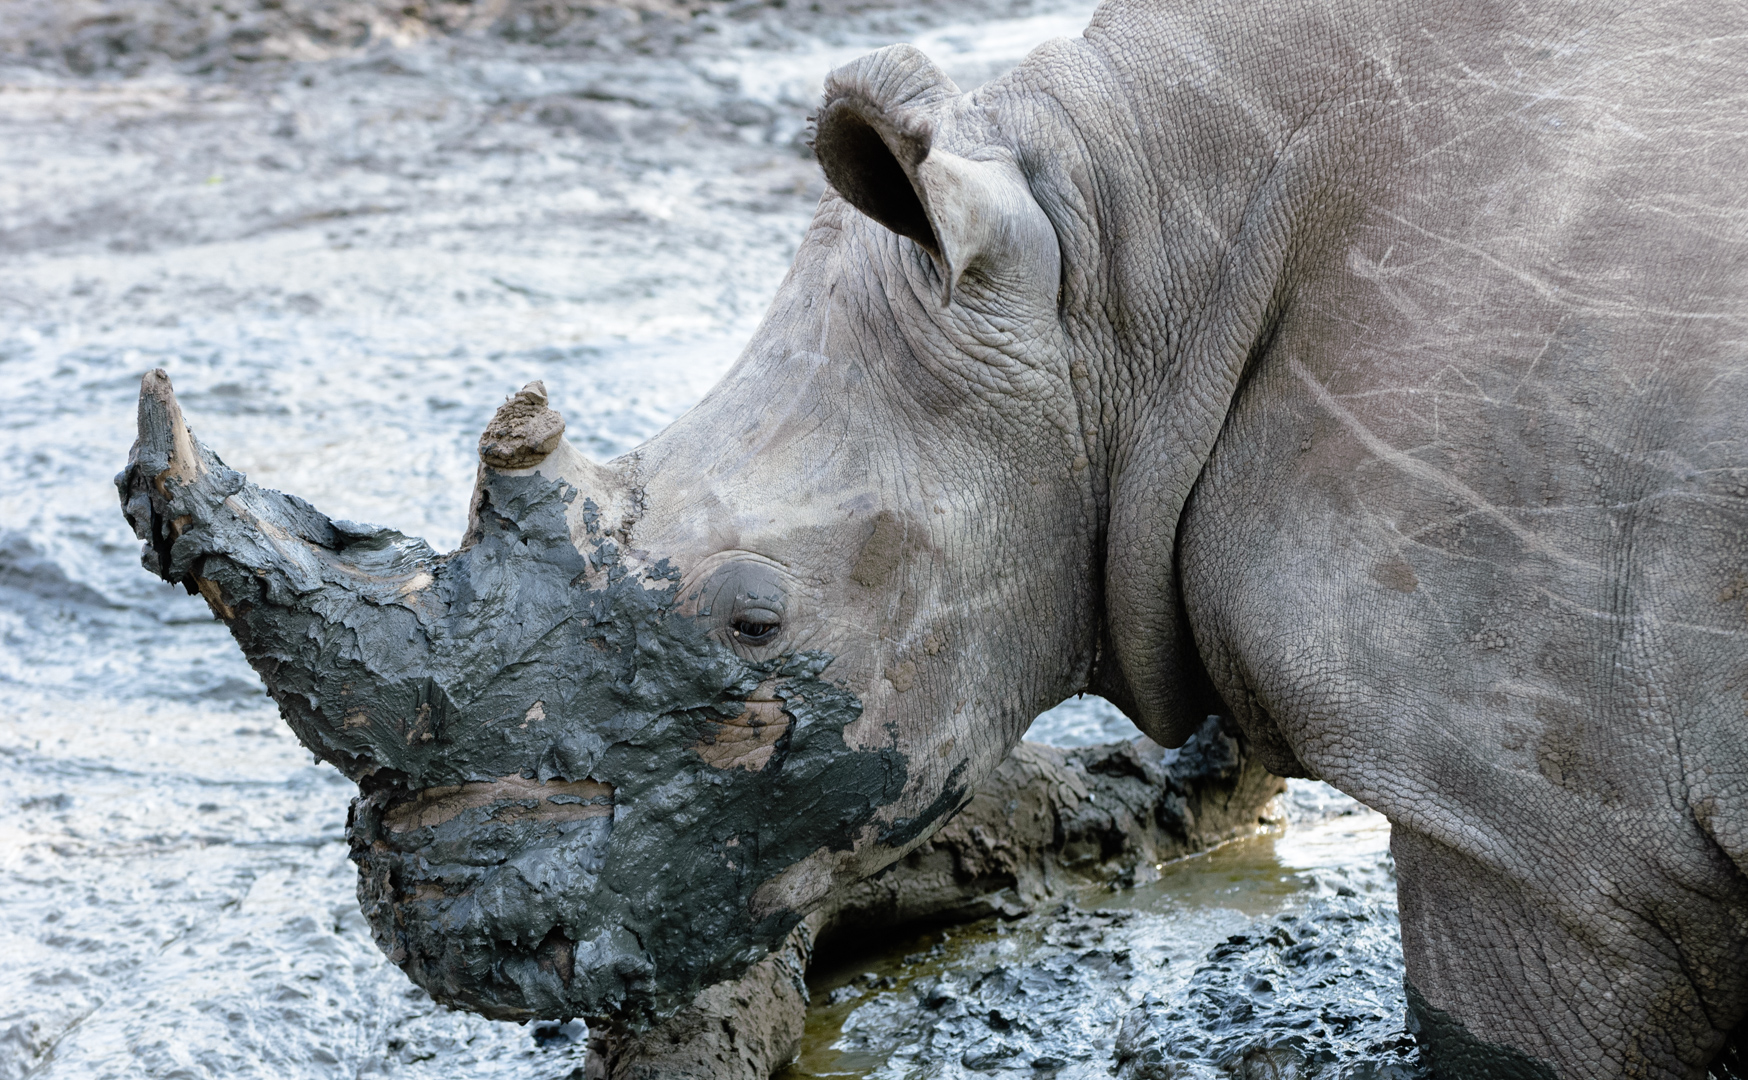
[4,0,1435,1076]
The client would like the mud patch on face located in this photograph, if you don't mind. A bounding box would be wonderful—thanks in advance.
[342,467,909,1025]
[1371,556,1419,593]
[851,509,907,588]
[884,660,917,692]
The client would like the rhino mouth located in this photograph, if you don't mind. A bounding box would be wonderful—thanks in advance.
[351,779,639,1023]
[383,776,616,833]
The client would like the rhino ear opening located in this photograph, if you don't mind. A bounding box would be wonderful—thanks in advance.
[816,45,1059,307]
[814,102,941,259]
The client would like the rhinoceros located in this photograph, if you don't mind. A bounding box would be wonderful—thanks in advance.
[119,0,1746,1076]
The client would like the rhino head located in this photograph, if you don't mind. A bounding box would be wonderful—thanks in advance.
[117,45,1181,1027]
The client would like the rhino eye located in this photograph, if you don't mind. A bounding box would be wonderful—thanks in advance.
[695,559,788,647]
[731,609,782,645]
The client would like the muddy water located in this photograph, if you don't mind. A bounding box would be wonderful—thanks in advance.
[782,785,1406,1080]
[0,2,1409,1076]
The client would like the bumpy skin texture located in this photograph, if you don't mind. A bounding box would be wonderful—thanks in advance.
[120,0,1747,1073]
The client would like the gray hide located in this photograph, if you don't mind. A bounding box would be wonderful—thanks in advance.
[119,0,1747,1076]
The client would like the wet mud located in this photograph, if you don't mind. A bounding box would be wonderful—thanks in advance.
[786,787,1415,1079]
[1114,896,1424,1080]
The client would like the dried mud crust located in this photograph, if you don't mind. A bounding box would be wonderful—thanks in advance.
[477,380,567,469]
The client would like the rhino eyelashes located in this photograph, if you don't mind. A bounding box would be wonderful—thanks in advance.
[695,558,789,646]
[731,610,782,644]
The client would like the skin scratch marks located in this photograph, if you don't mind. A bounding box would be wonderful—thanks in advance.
[1288,356,1586,570]
[1376,210,1747,324]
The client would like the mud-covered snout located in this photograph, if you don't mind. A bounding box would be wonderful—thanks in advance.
[348,778,637,1023]
[116,372,917,1025]
[341,640,906,1027]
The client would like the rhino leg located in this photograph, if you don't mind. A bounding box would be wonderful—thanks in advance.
[1393,825,1748,1079]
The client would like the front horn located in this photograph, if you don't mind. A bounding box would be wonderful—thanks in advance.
[117,369,452,779]
[117,370,664,795]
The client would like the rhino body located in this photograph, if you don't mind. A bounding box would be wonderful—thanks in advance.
[120,0,1747,1075]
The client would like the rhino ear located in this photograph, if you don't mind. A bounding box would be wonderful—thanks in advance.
[815,44,1056,305]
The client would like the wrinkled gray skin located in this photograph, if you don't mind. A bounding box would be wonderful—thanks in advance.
[118,0,1748,1075]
